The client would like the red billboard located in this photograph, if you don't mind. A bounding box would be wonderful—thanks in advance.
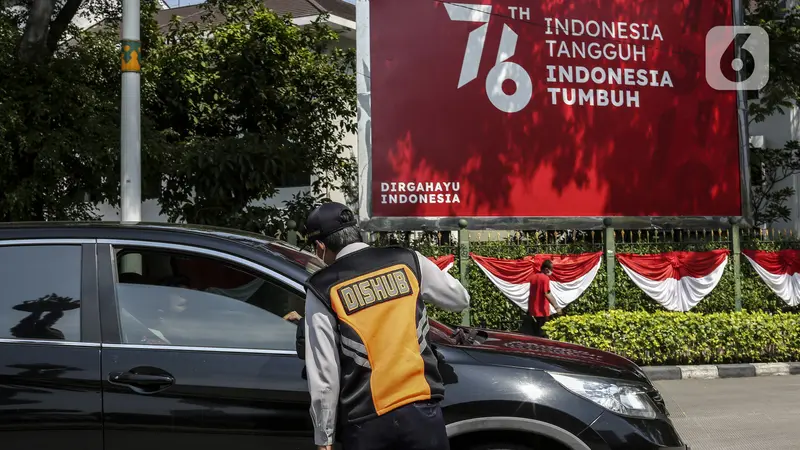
[358,0,745,222]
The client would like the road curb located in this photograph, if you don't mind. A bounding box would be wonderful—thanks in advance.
[643,362,800,381]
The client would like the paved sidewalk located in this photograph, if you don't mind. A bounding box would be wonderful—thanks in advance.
[655,376,800,450]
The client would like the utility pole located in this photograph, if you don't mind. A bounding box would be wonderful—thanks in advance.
[120,0,141,224]
[120,0,143,275]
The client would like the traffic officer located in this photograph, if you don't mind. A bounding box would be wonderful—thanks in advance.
[303,202,470,450]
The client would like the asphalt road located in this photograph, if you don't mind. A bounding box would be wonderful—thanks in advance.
[655,376,800,450]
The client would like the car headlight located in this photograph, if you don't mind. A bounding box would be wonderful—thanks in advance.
[548,372,658,419]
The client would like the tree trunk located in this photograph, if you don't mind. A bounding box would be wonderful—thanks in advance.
[47,0,84,54]
[19,0,85,62]
[18,0,56,62]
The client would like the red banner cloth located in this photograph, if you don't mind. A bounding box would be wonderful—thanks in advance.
[470,252,603,283]
[616,250,729,311]
[427,254,455,272]
[469,252,603,312]
[742,250,800,306]
[743,249,800,275]
[616,250,729,281]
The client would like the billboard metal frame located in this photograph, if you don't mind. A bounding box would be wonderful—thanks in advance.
[355,0,753,232]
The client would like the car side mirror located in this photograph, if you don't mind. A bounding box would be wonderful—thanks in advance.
[296,318,306,360]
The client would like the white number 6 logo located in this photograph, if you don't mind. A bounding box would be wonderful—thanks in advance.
[444,3,532,113]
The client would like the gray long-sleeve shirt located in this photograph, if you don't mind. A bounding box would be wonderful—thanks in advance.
[304,242,470,446]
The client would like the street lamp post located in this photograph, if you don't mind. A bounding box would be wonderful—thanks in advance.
[120,0,141,224]
[120,0,143,275]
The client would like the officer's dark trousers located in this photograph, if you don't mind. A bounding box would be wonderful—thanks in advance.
[340,400,450,450]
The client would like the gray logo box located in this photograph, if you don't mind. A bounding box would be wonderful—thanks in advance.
[705,26,770,91]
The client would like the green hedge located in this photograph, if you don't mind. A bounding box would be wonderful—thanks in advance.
[544,311,800,366]
[379,231,800,331]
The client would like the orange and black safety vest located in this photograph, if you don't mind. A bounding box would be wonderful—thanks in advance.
[306,246,445,424]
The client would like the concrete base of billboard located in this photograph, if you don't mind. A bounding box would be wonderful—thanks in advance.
[643,363,800,381]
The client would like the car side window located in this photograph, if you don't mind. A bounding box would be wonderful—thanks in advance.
[0,245,82,342]
[113,247,304,351]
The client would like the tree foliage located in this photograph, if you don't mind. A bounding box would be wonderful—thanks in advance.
[6,0,118,62]
[148,0,357,233]
[0,0,124,221]
[746,0,800,225]
[546,311,800,366]
[750,140,800,226]
[0,0,357,231]
[746,0,800,124]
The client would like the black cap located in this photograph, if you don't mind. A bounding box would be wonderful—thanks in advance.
[305,202,357,244]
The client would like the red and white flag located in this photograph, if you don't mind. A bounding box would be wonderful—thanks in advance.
[743,249,800,306]
[617,250,729,312]
[427,254,455,273]
[470,252,603,313]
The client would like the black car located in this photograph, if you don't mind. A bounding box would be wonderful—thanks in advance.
[0,222,688,450]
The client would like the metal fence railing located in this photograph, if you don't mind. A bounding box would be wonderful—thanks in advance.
[284,223,800,329]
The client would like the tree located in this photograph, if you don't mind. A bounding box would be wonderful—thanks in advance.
[750,141,800,226]
[745,0,800,123]
[0,0,134,221]
[11,0,116,62]
[0,0,356,232]
[145,0,358,236]
[746,0,800,225]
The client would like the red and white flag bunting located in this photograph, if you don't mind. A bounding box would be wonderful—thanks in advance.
[616,250,729,312]
[427,254,455,272]
[470,252,603,313]
[743,250,800,306]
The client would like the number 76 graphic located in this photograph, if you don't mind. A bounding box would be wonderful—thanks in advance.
[444,3,533,113]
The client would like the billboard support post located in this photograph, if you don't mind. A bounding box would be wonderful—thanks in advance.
[604,219,616,309]
[731,220,742,311]
[733,0,754,226]
[458,219,471,326]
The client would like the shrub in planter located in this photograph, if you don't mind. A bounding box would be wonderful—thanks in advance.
[543,311,800,366]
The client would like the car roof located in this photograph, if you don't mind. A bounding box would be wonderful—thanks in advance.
[0,220,275,237]
[0,221,322,282]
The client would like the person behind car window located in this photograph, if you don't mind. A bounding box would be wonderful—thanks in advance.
[303,202,470,450]
[159,275,191,289]
[132,275,191,344]
[522,259,561,338]
[118,272,146,284]
[158,275,191,316]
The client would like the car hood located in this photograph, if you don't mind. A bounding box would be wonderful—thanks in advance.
[456,327,649,384]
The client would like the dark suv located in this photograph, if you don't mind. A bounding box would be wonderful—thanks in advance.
[0,222,688,450]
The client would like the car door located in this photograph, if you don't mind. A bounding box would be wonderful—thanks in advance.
[96,239,315,450]
[0,239,103,450]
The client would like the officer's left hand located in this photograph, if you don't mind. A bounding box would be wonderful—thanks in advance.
[316,446,332,450]
[283,311,302,322]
